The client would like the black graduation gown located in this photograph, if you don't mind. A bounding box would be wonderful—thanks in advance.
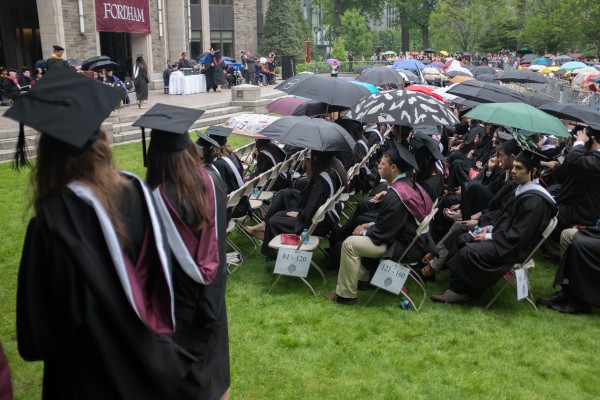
[261,172,341,259]
[554,145,600,229]
[134,65,149,100]
[17,175,193,400]
[158,169,230,400]
[45,56,70,70]
[214,153,250,219]
[250,147,289,191]
[446,187,557,297]
[554,227,600,307]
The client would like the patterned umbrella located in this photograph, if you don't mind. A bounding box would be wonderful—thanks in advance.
[345,90,459,126]
[223,114,277,138]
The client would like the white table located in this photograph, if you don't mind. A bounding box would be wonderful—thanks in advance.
[169,74,207,95]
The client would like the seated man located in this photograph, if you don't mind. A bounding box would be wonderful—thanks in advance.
[431,149,557,303]
[325,143,432,305]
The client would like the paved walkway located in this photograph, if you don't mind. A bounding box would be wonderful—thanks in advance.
[0,84,282,129]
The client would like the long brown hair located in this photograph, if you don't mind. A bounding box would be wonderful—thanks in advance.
[31,129,131,244]
[146,141,210,231]
[213,143,234,159]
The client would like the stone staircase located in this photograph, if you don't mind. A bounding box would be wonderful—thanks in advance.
[0,90,282,163]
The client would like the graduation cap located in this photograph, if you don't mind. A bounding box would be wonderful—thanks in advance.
[205,125,233,146]
[53,45,65,51]
[386,141,419,172]
[515,148,543,170]
[410,131,445,161]
[195,131,219,148]
[496,129,513,141]
[500,139,519,156]
[3,67,123,168]
[132,103,204,166]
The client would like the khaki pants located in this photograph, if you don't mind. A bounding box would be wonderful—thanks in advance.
[560,228,578,257]
[336,236,387,298]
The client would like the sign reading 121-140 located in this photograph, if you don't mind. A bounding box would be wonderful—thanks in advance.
[95,0,151,34]
[274,249,312,278]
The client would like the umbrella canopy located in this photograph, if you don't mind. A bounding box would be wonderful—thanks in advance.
[439,51,449,56]
[465,103,568,137]
[260,116,356,152]
[559,61,587,71]
[423,48,436,54]
[446,69,474,78]
[430,61,444,68]
[496,70,548,84]
[450,75,475,84]
[523,92,555,107]
[392,59,426,71]
[543,54,555,58]
[476,74,497,83]
[538,102,600,129]
[350,81,380,93]
[405,85,445,102]
[422,67,443,75]
[541,66,561,74]
[447,80,526,104]
[81,55,111,71]
[461,51,473,57]
[274,74,371,108]
[571,67,600,75]
[521,54,538,63]
[358,66,404,86]
[395,69,420,82]
[326,58,341,66]
[532,57,550,66]
[383,51,397,55]
[471,66,497,77]
[553,55,573,63]
[528,64,547,71]
[88,60,119,71]
[266,97,309,115]
[442,59,463,70]
[345,90,459,126]
[224,114,278,137]
[353,65,370,74]
[568,53,582,59]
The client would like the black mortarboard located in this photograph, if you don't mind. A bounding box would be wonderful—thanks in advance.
[386,141,419,172]
[206,125,233,146]
[515,149,543,169]
[500,139,519,156]
[4,67,123,168]
[132,103,204,165]
[53,45,64,51]
[195,131,219,148]
[410,131,445,161]
[496,129,513,141]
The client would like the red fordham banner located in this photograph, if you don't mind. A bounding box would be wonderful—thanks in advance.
[95,0,151,34]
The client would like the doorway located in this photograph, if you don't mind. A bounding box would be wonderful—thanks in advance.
[99,31,132,81]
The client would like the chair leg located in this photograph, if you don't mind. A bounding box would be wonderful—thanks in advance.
[267,274,318,297]
[484,280,511,310]
[363,287,380,306]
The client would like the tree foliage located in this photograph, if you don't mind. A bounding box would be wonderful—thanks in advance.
[429,0,494,51]
[261,0,310,61]
[339,9,373,59]
[315,0,386,31]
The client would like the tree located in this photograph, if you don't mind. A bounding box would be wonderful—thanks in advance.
[519,0,580,54]
[339,9,373,60]
[429,0,494,51]
[261,0,310,61]
[330,37,347,62]
[375,29,402,52]
[316,0,386,32]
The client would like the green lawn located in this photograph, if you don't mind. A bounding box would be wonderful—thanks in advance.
[1,137,598,399]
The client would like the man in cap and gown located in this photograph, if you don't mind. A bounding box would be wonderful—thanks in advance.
[45,45,70,70]
[325,143,432,305]
[432,148,557,303]
[134,104,230,399]
[9,67,193,399]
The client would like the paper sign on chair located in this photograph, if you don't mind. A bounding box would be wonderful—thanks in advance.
[274,248,313,278]
[370,259,410,295]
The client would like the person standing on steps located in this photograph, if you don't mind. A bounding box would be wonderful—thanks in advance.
[133,54,149,109]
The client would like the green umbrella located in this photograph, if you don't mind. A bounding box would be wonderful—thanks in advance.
[464,102,569,137]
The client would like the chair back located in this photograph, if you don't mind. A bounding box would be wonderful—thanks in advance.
[226,185,246,209]
[396,206,439,263]
[516,216,558,269]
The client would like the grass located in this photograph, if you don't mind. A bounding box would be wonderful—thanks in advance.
[1,137,599,399]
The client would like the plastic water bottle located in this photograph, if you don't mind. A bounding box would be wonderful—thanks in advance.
[299,229,309,245]
[251,187,260,198]
[473,226,483,235]
[400,296,411,310]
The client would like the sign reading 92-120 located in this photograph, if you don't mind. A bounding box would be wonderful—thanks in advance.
[274,249,313,278]
[370,260,410,295]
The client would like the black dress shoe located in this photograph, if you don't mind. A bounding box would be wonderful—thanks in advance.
[536,291,569,308]
[551,300,591,315]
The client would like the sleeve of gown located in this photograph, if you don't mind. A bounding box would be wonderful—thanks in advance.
[17,218,84,361]
[565,145,600,180]
[491,195,550,259]
[295,179,328,233]
[367,194,410,245]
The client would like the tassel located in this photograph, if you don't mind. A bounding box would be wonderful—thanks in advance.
[13,123,30,170]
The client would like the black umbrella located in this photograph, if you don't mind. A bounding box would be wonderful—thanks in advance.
[412,125,440,136]
[395,69,420,82]
[461,51,473,57]
[274,74,371,109]
[521,53,538,63]
[476,74,497,83]
[496,70,548,84]
[471,66,496,77]
[82,55,111,71]
[538,102,600,129]
[345,90,459,126]
[88,60,119,71]
[423,48,436,54]
[553,55,573,63]
[452,97,481,109]
[260,116,356,152]
[358,67,404,86]
[447,80,526,104]
[410,131,445,161]
[291,100,347,117]
[353,65,371,74]
[523,92,554,107]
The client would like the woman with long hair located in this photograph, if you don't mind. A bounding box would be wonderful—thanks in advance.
[260,151,348,260]
[133,54,149,108]
[10,68,192,399]
[139,104,230,400]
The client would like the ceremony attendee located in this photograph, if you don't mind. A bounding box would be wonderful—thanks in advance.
[10,67,192,398]
[213,52,227,92]
[431,149,557,303]
[133,54,149,109]
[178,52,192,69]
[325,143,432,305]
[204,48,217,92]
[45,45,69,70]
[249,138,289,190]
[138,104,231,399]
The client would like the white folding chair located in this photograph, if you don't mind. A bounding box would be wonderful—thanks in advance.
[485,216,558,310]
[267,186,345,296]
[363,206,439,311]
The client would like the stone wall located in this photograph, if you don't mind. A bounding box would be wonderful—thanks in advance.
[61,0,99,59]
[233,0,257,55]
[149,0,167,73]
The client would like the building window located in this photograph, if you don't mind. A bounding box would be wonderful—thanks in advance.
[209,0,232,5]
[210,31,233,56]
[190,0,199,4]
[191,30,202,59]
